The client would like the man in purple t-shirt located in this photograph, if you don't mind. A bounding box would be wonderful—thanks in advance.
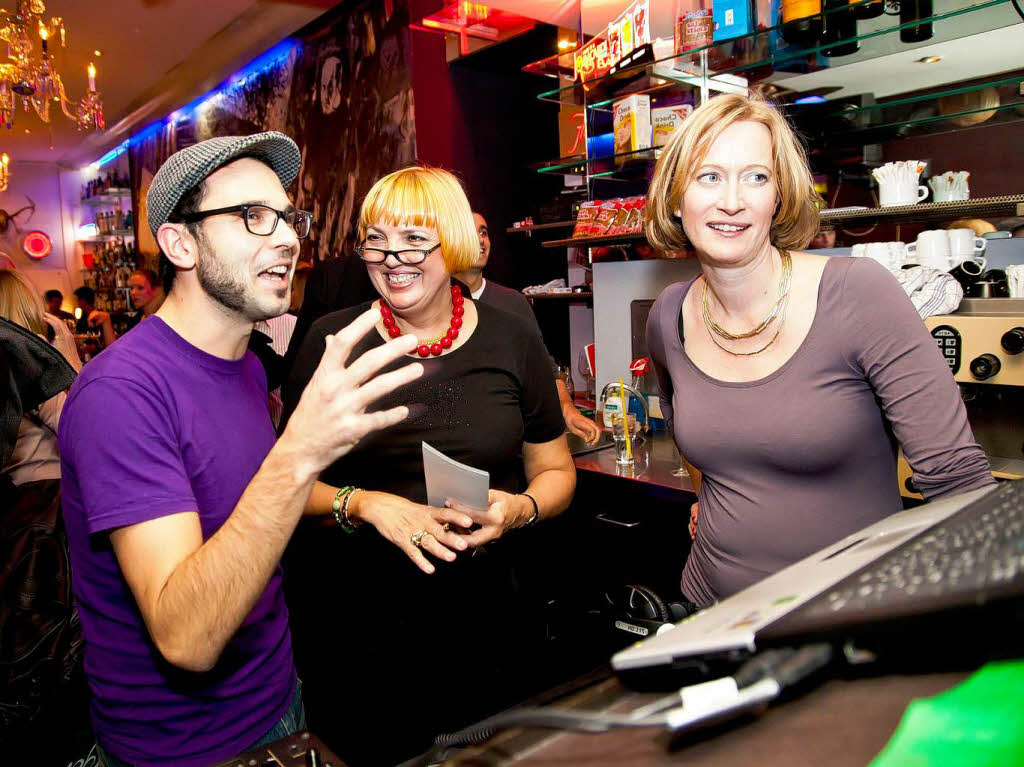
[59,133,423,766]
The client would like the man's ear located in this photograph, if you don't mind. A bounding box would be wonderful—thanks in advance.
[156,223,198,272]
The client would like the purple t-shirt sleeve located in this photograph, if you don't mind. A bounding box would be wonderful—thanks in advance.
[839,258,993,499]
[65,377,197,534]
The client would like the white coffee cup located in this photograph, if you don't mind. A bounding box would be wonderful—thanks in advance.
[879,181,928,207]
[864,242,896,270]
[905,230,952,269]
[947,228,987,269]
[888,242,907,268]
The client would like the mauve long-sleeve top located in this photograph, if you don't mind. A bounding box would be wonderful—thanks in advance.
[646,256,994,605]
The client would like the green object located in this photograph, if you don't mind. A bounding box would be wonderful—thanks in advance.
[871,660,1024,767]
[331,485,354,532]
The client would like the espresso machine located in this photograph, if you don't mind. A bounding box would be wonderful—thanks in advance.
[899,298,1024,499]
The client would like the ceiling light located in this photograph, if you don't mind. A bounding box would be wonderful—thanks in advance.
[557,38,575,50]
[93,49,101,57]
[794,95,828,104]
[916,56,942,64]
[0,3,104,131]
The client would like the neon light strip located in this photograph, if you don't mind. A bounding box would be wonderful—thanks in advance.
[88,38,299,167]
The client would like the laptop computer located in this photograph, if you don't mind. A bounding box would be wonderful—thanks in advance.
[612,481,1024,682]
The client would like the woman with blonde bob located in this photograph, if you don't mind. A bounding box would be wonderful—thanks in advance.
[282,166,575,765]
[645,93,992,608]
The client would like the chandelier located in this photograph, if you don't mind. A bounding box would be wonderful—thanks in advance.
[0,1,103,131]
[0,152,8,191]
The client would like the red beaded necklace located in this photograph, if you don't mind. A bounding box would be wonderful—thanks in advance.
[379,284,465,358]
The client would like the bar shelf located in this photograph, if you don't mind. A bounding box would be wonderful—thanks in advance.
[541,196,1024,249]
[506,220,575,235]
[534,0,1019,108]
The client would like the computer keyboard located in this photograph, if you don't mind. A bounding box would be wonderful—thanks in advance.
[768,481,1024,635]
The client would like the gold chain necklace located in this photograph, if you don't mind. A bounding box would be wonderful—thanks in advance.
[702,249,793,357]
[702,249,792,340]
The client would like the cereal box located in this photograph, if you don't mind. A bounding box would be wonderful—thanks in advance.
[652,104,694,151]
[613,94,652,162]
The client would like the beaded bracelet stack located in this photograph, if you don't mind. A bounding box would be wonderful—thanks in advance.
[331,486,361,533]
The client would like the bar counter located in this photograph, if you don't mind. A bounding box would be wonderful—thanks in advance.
[571,431,695,496]
[442,668,973,766]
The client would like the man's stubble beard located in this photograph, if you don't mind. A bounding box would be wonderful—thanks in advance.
[194,232,287,322]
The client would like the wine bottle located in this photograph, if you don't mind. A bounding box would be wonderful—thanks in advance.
[853,0,883,19]
[781,0,822,46]
[900,0,933,42]
[822,0,858,55]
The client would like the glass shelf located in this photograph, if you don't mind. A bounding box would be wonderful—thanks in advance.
[540,196,1024,249]
[522,50,578,79]
[533,147,660,177]
[793,70,1024,143]
[506,220,575,234]
[81,189,132,204]
[537,0,1019,107]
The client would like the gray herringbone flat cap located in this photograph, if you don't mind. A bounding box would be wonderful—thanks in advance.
[147,131,301,236]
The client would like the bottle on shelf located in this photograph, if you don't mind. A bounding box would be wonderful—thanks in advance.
[822,0,859,56]
[899,0,933,42]
[853,0,883,19]
[781,0,822,46]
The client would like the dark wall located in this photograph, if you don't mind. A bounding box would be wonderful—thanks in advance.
[129,0,417,267]
[410,19,566,291]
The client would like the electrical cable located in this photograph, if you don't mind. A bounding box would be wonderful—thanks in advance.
[425,644,834,761]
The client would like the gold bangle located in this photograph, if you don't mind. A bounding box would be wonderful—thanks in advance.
[341,488,361,531]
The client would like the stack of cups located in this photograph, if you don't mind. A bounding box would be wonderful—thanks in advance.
[851,242,907,271]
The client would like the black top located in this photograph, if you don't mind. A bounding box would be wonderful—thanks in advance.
[281,298,564,500]
[478,279,558,375]
[279,299,565,764]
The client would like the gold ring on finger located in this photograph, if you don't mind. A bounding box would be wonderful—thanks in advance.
[441,523,451,533]
[411,529,428,548]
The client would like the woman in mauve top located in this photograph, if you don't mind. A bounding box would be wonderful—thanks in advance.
[644,93,994,607]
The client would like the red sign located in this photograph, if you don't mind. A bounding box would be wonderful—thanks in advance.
[23,230,52,260]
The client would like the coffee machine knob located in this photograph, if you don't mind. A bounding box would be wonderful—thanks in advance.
[969,353,1001,380]
[1000,327,1024,355]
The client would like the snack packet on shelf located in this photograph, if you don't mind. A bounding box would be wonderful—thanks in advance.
[573,200,601,238]
[591,199,623,237]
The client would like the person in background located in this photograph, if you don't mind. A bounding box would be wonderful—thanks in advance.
[282,167,576,766]
[58,132,424,767]
[45,288,75,321]
[1,269,79,484]
[125,268,165,331]
[644,93,993,608]
[0,268,87,766]
[997,216,1024,238]
[253,309,298,428]
[72,286,116,348]
[455,211,600,444]
[282,246,378,375]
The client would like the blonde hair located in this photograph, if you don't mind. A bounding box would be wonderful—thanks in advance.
[645,92,820,254]
[0,268,46,336]
[358,166,478,274]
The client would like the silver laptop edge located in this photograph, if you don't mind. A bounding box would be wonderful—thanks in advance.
[612,486,994,672]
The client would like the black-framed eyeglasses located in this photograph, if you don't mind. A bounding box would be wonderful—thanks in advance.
[179,204,312,239]
[355,242,441,265]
